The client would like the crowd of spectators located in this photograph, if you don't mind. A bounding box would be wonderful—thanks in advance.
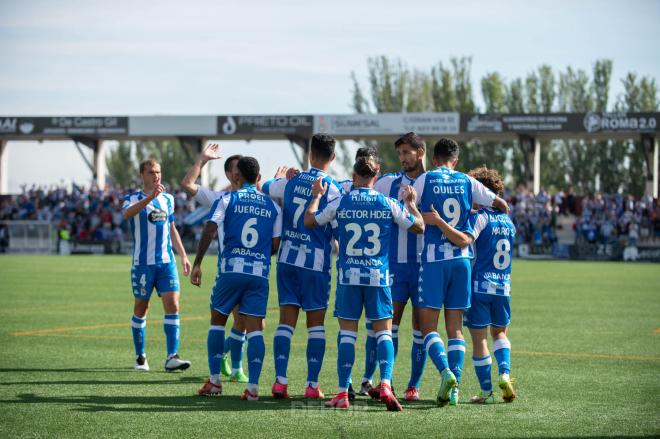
[1,183,659,254]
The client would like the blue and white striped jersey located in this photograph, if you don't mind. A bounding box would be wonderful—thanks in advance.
[315,188,415,287]
[468,207,515,296]
[338,179,353,192]
[262,168,344,273]
[374,172,424,264]
[207,185,282,279]
[122,192,176,266]
[412,167,496,263]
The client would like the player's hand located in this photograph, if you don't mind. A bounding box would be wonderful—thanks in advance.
[311,178,327,199]
[402,185,417,205]
[149,184,165,200]
[421,203,442,226]
[285,167,300,180]
[190,265,202,286]
[493,197,510,215]
[273,166,289,179]
[181,257,191,277]
[201,143,222,162]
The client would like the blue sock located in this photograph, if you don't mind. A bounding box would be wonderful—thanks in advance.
[223,334,231,356]
[362,320,377,383]
[273,324,294,384]
[306,326,326,388]
[246,330,265,386]
[375,330,394,385]
[228,328,246,371]
[424,332,449,373]
[392,324,399,358]
[493,337,511,375]
[473,355,493,392]
[337,330,357,392]
[447,338,466,383]
[163,314,180,357]
[131,315,146,356]
[408,329,427,389]
[207,325,225,383]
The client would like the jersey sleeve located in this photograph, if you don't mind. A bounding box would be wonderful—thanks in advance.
[387,197,415,230]
[121,194,134,212]
[207,194,230,226]
[272,203,283,238]
[339,180,353,192]
[411,173,427,211]
[194,186,225,208]
[373,174,394,195]
[466,211,488,240]
[314,196,340,226]
[469,176,496,207]
[325,179,345,203]
[262,178,287,199]
[166,194,175,222]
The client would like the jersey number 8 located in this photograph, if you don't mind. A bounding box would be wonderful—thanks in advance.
[493,238,511,270]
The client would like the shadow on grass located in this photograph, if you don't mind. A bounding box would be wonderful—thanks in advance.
[0,367,148,373]
[2,393,443,413]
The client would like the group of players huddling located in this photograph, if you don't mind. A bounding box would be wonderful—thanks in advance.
[121,132,516,410]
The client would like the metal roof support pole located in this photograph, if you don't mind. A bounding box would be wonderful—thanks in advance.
[287,136,310,170]
[0,140,7,194]
[533,136,541,195]
[643,134,659,198]
[93,140,106,189]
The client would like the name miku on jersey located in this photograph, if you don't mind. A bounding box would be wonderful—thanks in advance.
[470,207,516,297]
[262,167,344,274]
[122,191,175,266]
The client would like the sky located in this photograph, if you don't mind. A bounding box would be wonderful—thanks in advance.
[1,0,658,192]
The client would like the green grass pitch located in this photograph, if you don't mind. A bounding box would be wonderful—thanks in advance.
[0,256,659,438]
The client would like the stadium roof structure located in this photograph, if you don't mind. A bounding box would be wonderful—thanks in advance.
[0,112,658,196]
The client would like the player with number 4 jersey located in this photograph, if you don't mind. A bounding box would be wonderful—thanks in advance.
[413,138,509,407]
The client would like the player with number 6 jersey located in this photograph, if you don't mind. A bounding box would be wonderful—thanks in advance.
[413,138,509,407]
[191,157,282,400]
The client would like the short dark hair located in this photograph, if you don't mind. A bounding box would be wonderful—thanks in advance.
[433,138,459,162]
[353,156,380,179]
[355,146,379,162]
[310,133,336,162]
[395,132,426,151]
[224,154,242,173]
[236,157,260,184]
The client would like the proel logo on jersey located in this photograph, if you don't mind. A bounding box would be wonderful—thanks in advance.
[148,209,167,225]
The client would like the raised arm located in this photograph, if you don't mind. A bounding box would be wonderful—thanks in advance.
[422,204,474,248]
[181,143,222,197]
[169,222,191,276]
[122,184,164,220]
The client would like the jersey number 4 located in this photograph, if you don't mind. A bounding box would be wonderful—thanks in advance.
[346,222,381,257]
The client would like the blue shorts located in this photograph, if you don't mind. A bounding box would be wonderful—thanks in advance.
[131,262,179,300]
[418,258,471,310]
[336,284,393,321]
[211,272,269,318]
[390,262,421,306]
[464,293,511,328]
[277,263,330,311]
